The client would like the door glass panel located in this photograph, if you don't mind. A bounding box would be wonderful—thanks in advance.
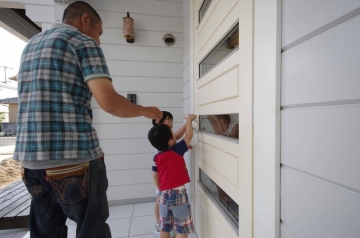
[199,0,213,23]
[200,169,239,228]
[199,114,239,139]
[199,24,239,77]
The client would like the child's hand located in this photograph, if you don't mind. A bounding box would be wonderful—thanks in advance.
[187,144,193,149]
[206,115,217,122]
[185,114,196,122]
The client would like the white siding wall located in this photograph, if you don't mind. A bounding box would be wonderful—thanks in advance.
[84,0,183,202]
[281,1,360,237]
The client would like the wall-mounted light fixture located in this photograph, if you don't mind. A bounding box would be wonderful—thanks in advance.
[163,34,175,46]
[123,12,134,43]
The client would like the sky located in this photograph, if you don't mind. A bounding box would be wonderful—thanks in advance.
[0,26,26,101]
[0,27,27,83]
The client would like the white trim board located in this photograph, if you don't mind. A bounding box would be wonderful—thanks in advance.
[253,0,282,237]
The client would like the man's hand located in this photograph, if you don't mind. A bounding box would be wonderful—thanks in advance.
[143,107,163,123]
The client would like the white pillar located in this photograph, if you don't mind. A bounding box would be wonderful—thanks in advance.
[253,0,282,237]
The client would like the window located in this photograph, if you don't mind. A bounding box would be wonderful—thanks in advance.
[199,114,239,140]
[199,0,213,23]
[200,169,239,228]
[199,24,239,77]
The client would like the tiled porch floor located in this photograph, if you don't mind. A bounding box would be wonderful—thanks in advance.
[0,202,198,238]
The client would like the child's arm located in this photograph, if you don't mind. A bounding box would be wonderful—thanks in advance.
[229,123,239,139]
[175,123,193,149]
[153,171,160,188]
[184,114,196,145]
[174,123,186,140]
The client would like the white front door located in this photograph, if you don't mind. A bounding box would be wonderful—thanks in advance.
[191,0,254,237]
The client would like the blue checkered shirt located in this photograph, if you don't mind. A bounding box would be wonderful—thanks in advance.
[14,23,111,169]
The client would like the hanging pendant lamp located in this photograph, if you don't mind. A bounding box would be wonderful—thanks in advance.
[123,12,134,43]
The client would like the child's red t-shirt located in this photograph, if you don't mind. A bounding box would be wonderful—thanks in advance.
[152,140,190,190]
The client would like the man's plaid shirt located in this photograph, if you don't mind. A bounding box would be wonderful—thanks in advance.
[14,23,111,169]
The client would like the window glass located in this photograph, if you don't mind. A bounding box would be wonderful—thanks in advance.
[199,0,213,23]
[200,169,239,227]
[199,114,239,140]
[199,24,239,77]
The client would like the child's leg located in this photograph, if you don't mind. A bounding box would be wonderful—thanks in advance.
[158,191,175,238]
[172,192,195,237]
[155,196,160,224]
[176,234,188,238]
[160,231,171,238]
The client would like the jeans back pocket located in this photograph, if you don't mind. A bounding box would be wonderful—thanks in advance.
[171,202,190,220]
[46,162,89,204]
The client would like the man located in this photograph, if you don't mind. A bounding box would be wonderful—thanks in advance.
[14,1,162,238]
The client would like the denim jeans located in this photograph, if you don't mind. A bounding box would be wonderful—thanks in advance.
[22,157,112,238]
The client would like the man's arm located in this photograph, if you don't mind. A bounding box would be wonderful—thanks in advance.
[153,171,160,188]
[87,78,162,120]
[183,114,196,145]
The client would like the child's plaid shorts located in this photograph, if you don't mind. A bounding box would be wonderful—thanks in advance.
[158,187,195,234]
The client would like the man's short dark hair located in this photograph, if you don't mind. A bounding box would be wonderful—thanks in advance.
[148,124,172,151]
[152,111,173,126]
[62,1,101,24]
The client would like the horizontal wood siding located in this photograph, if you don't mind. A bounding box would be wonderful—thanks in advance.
[282,104,360,192]
[83,0,183,201]
[282,0,360,47]
[282,15,360,107]
[281,1,360,237]
[281,167,360,238]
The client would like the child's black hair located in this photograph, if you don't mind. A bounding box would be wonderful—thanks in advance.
[152,111,173,126]
[148,124,173,151]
